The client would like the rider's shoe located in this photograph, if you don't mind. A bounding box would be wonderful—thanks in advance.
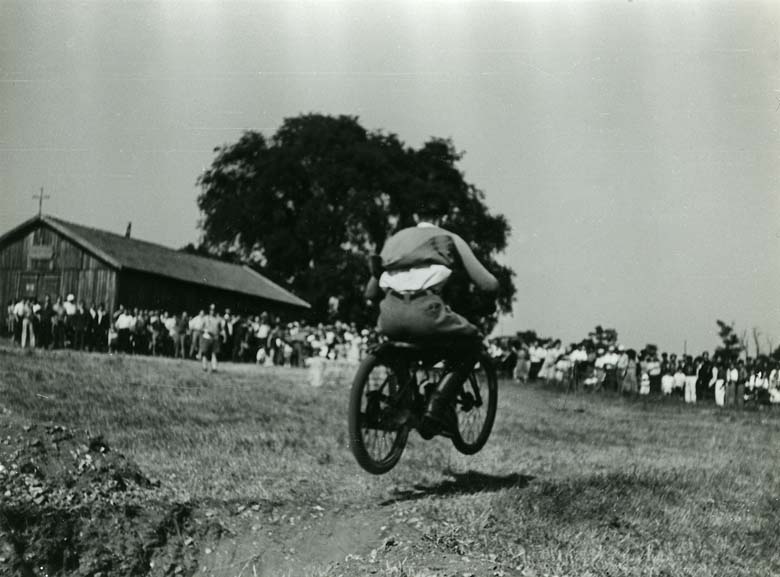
[421,387,458,438]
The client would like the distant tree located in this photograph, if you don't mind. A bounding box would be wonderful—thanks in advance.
[640,343,658,359]
[772,344,780,362]
[588,325,618,349]
[196,113,515,327]
[514,330,540,346]
[715,320,743,362]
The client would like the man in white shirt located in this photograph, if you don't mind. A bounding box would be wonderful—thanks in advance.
[12,298,25,344]
[115,309,133,353]
[200,304,223,373]
[189,310,205,359]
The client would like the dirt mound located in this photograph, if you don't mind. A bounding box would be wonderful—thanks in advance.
[0,423,223,577]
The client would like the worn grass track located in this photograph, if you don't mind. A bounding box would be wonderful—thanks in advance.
[1,345,778,576]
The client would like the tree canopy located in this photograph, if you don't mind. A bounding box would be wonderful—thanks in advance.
[715,320,743,362]
[196,113,515,326]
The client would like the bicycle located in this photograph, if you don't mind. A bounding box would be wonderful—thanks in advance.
[347,339,498,475]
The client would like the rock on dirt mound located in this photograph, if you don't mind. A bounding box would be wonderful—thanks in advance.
[0,423,223,577]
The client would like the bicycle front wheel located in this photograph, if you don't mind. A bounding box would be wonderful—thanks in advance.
[348,353,410,474]
[451,353,498,455]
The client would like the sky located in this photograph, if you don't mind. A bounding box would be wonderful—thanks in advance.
[1,0,778,354]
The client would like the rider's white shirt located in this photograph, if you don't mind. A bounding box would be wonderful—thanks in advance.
[378,264,452,292]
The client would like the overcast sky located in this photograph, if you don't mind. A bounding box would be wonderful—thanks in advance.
[1,0,778,353]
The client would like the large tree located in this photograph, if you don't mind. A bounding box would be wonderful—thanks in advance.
[196,113,515,327]
[715,320,743,362]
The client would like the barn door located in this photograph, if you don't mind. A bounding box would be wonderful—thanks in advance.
[39,275,61,299]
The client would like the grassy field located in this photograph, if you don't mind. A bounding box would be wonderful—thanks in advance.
[1,344,779,577]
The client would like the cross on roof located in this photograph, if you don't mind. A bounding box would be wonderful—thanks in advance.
[33,187,50,216]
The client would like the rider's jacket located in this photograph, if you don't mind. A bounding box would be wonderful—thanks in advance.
[366,223,498,297]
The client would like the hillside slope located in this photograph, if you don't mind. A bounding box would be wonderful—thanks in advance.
[1,346,778,576]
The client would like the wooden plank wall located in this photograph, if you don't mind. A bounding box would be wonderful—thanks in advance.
[0,223,117,329]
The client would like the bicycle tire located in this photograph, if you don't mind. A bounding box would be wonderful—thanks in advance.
[451,352,498,455]
[348,353,410,474]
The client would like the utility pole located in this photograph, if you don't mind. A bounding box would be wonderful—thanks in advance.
[33,187,50,216]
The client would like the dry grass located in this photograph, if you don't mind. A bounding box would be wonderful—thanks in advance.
[1,344,778,576]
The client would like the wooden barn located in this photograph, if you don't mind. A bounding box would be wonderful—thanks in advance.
[0,214,309,325]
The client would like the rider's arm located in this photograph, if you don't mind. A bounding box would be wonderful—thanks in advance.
[365,276,380,300]
[364,254,383,301]
[452,234,499,293]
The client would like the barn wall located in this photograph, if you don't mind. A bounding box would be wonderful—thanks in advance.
[0,223,117,329]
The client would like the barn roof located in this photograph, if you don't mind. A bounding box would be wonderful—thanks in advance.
[1,215,310,309]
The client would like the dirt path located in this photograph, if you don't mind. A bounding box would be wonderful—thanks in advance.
[194,498,507,577]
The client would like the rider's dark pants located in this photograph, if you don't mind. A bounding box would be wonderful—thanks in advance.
[378,292,482,400]
[378,292,479,342]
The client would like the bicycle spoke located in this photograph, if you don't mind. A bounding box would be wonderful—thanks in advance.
[456,370,491,444]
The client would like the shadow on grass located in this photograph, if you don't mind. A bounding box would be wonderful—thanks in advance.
[381,470,534,505]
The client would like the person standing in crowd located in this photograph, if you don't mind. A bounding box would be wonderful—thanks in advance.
[724,358,739,408]
[671,353,679,374]
[72,300,88,350]
[736,358,748,408]
[200,304,223,372]
[639,369,651,396]
[12,297,25,345]
[711,356,726,407]
[683,355,697,404]
[619,349,639,395]
[84,302,97,350]
[51,296,65,349]
[255,312,272,360]
[601,345,619,392]
[661,356,674,396]
[63,294,77,347]
[514,342,530,383]
[189,309,205,359]
[221,308,233,360]
[568,343,588,389]
[5,299,15,338]
[528,341,545,381]
[768,363,780,405]
[20,298,35,349]
[94,303,109,352]
[268,317,284,365]
[148,310,163,355]
[174,311,189,359]
[673,361,687,397]
[231,315,247,362]
[647,353,662,395]
[134,308,149,354]
[696,351,712,401]
[115,307,132,353]
[288,322,309,368]
[38,295,53,350]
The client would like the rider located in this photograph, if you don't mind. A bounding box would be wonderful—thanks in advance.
[365,210,499,436]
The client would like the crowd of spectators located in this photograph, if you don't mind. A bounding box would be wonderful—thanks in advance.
[5,295,379,372]
[488,337,780,407]
[7,294,779,405]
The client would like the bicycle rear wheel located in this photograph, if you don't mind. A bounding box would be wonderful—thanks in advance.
[348,353,411,474]
[451,353,498,455]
